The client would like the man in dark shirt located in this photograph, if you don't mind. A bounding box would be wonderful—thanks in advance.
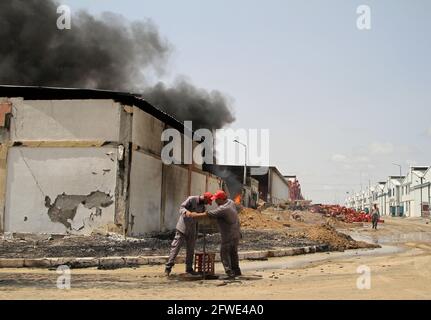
[165,192,213,276]
[187,190,241,278]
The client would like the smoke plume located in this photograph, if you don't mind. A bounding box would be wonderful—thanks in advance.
[144,79,235,130]
[0,0,235,129]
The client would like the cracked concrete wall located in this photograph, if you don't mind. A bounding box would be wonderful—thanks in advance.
[1,96,219,235]
[5,147,117,234]
[9,98,121,141]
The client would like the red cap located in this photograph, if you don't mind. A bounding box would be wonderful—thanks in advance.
[203,192,213,203]
[211,190,227,201]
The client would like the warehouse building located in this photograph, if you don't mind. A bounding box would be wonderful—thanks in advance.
[203,164,292,205]
[0,86,223,236]
[346,167,431,218]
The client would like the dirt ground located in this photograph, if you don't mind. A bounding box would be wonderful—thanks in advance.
[1,216,430,299]
[0,208,375,258]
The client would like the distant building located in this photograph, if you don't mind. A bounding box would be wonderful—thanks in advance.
[401,167,428,217]
[407,167,430,218]
[203,164,293,205]
[383,176,404,216]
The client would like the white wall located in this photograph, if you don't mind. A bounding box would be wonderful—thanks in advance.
[191,171,206,196]
[132,107,164,155]
[162,165,189,231]
[5,147,117,234]
[10,99,121,141]
[128,151,162,235]
[270,170,290,204]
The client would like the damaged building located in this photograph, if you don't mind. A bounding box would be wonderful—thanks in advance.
[0,86,223,236]
[203,164,293,206]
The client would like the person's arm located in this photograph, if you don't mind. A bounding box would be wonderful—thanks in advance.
[179,197,193,216]
[186,211,208,219]
[206,206,225,218]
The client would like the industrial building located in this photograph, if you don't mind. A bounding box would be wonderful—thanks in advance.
[0,85,298,237]
[0,86,224,236]
[203,164,293,206]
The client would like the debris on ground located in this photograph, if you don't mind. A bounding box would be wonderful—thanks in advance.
[238,206,378,252]
[0,205,380,259]
[290,223,379,251]
[239,207,286,229]
[310,205,385,223]
[0,229,316,259]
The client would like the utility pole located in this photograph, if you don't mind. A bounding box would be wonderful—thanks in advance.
[420,176,424,217]
[392,163,402,177]
[233,139,247,186]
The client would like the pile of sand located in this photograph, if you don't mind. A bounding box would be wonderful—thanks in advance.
[239,207,287,230]
[238,206,379,252]
[290,224,379,251]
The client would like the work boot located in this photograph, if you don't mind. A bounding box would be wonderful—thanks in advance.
[186,268,200,276]
[233,269,242,276]
[220,272,236,280]
[164,266,172,276]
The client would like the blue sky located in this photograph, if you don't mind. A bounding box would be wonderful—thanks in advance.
[65,0,431,203]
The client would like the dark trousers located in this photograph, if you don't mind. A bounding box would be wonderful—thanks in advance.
[220,239,240,276]
[166,230,196,271]
[372,217,379,229]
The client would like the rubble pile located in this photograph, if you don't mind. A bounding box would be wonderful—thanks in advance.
[239,207,286,230]
[310,205,384,223]
[291,223,379,251]
[238,206,378,251]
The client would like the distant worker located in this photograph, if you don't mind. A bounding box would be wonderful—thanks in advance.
[187,190,241,279]
[371,204,380,230]
[165,192,213,276]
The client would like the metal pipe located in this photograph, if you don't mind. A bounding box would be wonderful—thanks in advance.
[202,231,206,279]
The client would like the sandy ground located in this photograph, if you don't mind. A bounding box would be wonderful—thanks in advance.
[1,217,430,300]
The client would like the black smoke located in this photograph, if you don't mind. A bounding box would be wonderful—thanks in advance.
[144,79,235,130]
[0,0,235,129]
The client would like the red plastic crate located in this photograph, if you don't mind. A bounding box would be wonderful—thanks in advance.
[194,252,215,275]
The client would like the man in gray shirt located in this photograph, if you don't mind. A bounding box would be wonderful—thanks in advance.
[187,190,241,278]
[165,192,213,276]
